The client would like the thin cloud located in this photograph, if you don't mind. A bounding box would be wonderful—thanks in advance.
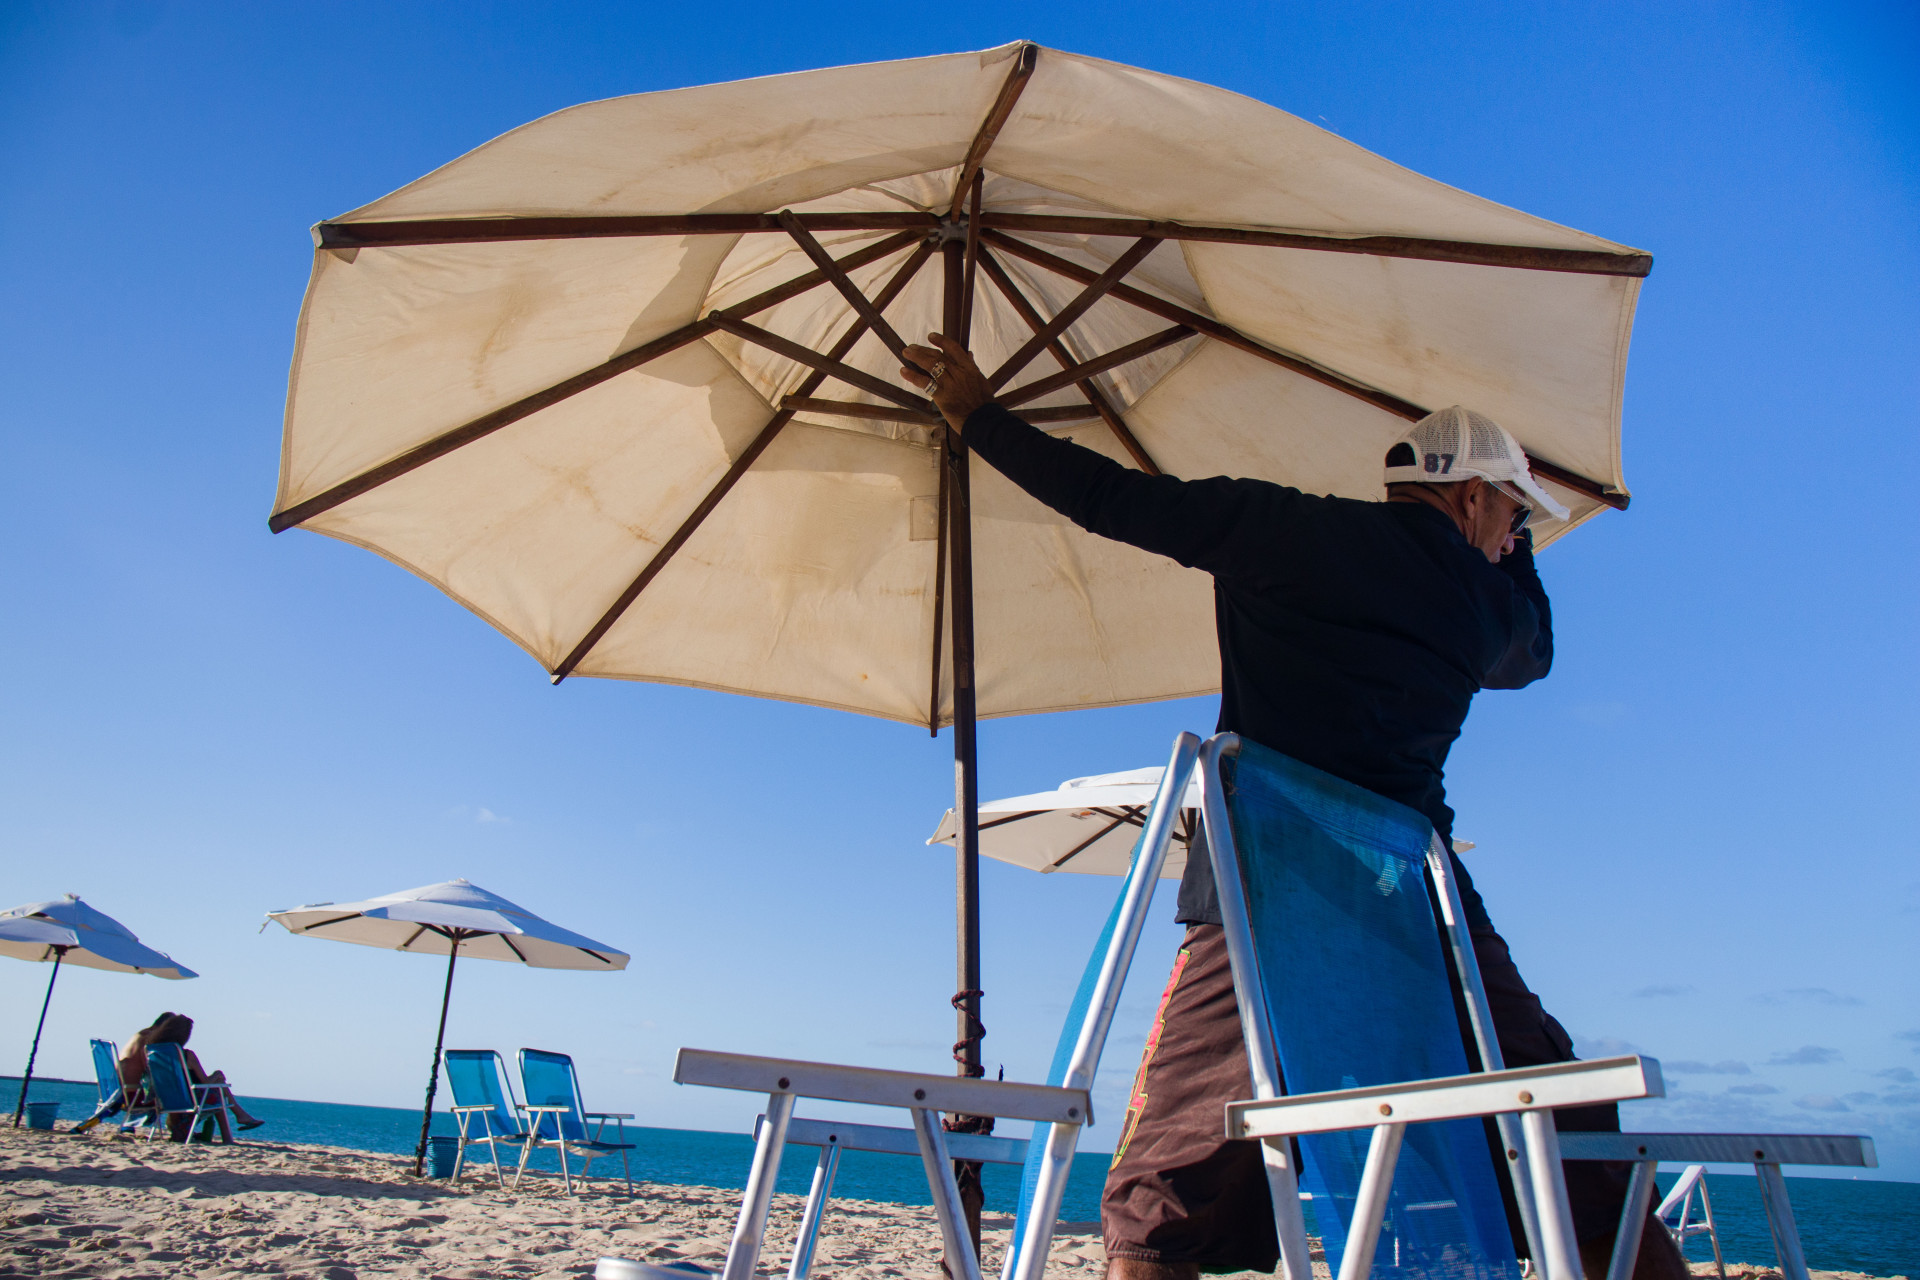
[1631,984,1695,999]
[1882,1090,1920,1106]
[1898,1030,1920,1052]
[1874,1067,1917,1084]
[476,807,511,824]
[1793,1094,1851,1113]
[1727,1083,1779,1096]
[1768,1045,1841,1066]
[1756,987,1863,1007]
[1665,1060,1749,1075]
[1574,1035,1643,1058]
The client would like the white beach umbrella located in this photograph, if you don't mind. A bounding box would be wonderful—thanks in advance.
[930,766,1203,878]
[0,895,196,1126]
[268,41,1647,1084]
[927,769,1478,878]
[265,879,628,1174]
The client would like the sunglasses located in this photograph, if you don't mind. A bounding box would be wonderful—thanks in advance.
[1489,481,1534,534]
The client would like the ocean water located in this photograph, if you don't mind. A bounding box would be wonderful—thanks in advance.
[10,1076,1916,1275]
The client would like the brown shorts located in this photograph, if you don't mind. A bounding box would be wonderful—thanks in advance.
[1102,924,1280,1273]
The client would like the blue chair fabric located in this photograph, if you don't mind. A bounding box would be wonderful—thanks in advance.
[1218,739,1519,1280]
[516,1048,634,1194]
[144,1042,232,1143]
[443,1049,529,1185]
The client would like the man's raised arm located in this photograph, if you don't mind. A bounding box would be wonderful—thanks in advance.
[901,333,1282,575]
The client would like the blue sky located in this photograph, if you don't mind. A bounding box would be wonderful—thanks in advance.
[2,1,1915,1181]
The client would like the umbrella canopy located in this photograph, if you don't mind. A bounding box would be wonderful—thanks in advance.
[266,878,629,971]
[271,40,1643,727]
[266,878,626,1174]
[930,766,1202,878]
[929,768,1479,878]
[268,41,1647,1116]
[0,895,196,979]
[2,895,194,1125]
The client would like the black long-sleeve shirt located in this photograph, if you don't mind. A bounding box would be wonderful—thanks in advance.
[963,403,1554,923]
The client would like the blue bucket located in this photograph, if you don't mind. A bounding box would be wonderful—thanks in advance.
[427,1135,460,1178]
[24,1101,60,1131]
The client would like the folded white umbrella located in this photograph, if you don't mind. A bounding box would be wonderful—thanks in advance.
[0,895,195,1127]
[266,879,628,1174]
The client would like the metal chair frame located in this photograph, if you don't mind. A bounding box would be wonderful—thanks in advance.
[141,1041,234,1143]
[1200,732,1877,1280]
[443,1048,533,1188]
[600,734,1200,1280]
[516,1047,636,1195]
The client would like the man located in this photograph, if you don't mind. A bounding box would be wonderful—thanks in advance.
[898,334,1685,1280]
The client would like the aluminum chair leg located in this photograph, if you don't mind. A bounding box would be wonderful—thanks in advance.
[1004,1120,1080,1280]
[1335,1123,1405,1280]
[1520,1109,1586,1280]
[722,1091,794,1280]
[1605,1161,1657,1280]
[911,1106,983,1280]
[788,1141,841,1280]
[1755,1162,1810,1280]
[1259,1137,1315,1280]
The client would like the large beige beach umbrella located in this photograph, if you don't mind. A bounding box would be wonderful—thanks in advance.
[270,42,1649,1085]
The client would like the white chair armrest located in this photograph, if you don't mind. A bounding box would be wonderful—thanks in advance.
[586,1112,635,1120]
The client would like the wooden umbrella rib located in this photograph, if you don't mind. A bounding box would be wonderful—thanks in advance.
[949,43,1039,214]
[998,325,1197,408]
[708,314,933,413]
[959,174,983,342]
[986,236,1161,391]
[984,230,1629,507]
[982,229,1427,420]
[976,246,1163,475]
[317,211,938,250]
[976,213,1653,278]
[498,934,528,963]
[299,913,365,931]
[783,396,1095,426]
[269,229,922,534]
[778,211,910,360]
[975,809,1044,832]
[1047,816,1129,871]
[553,241,937,682]
[783,397,940,425]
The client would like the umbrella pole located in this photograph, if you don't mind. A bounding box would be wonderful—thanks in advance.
[941,228,993,1266]
[412,934,460,1176]
[11,946,66,1127]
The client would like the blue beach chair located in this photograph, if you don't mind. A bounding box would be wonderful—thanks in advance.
[443,1049,532,1187]
[1197,734,1874,1280]
[517,1048,635,1195]
[143,1041,234,1143]
[597,733,1202,1280]
[76,1038,147,1133]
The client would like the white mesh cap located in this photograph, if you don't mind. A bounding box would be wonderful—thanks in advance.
[1383,406,1571,523]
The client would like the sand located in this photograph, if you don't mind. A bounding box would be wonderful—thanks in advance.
[0,1125,1902,1280]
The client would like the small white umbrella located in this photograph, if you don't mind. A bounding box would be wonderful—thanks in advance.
[264,878,628,1174]
[929,766,1474,876]
[0,895,196,1127]
[929,766,1201,878]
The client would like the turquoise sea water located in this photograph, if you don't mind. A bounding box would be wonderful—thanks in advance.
[9,1076,1916,1275]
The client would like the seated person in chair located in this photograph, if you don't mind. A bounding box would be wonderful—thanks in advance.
[148,1014,266,1141]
